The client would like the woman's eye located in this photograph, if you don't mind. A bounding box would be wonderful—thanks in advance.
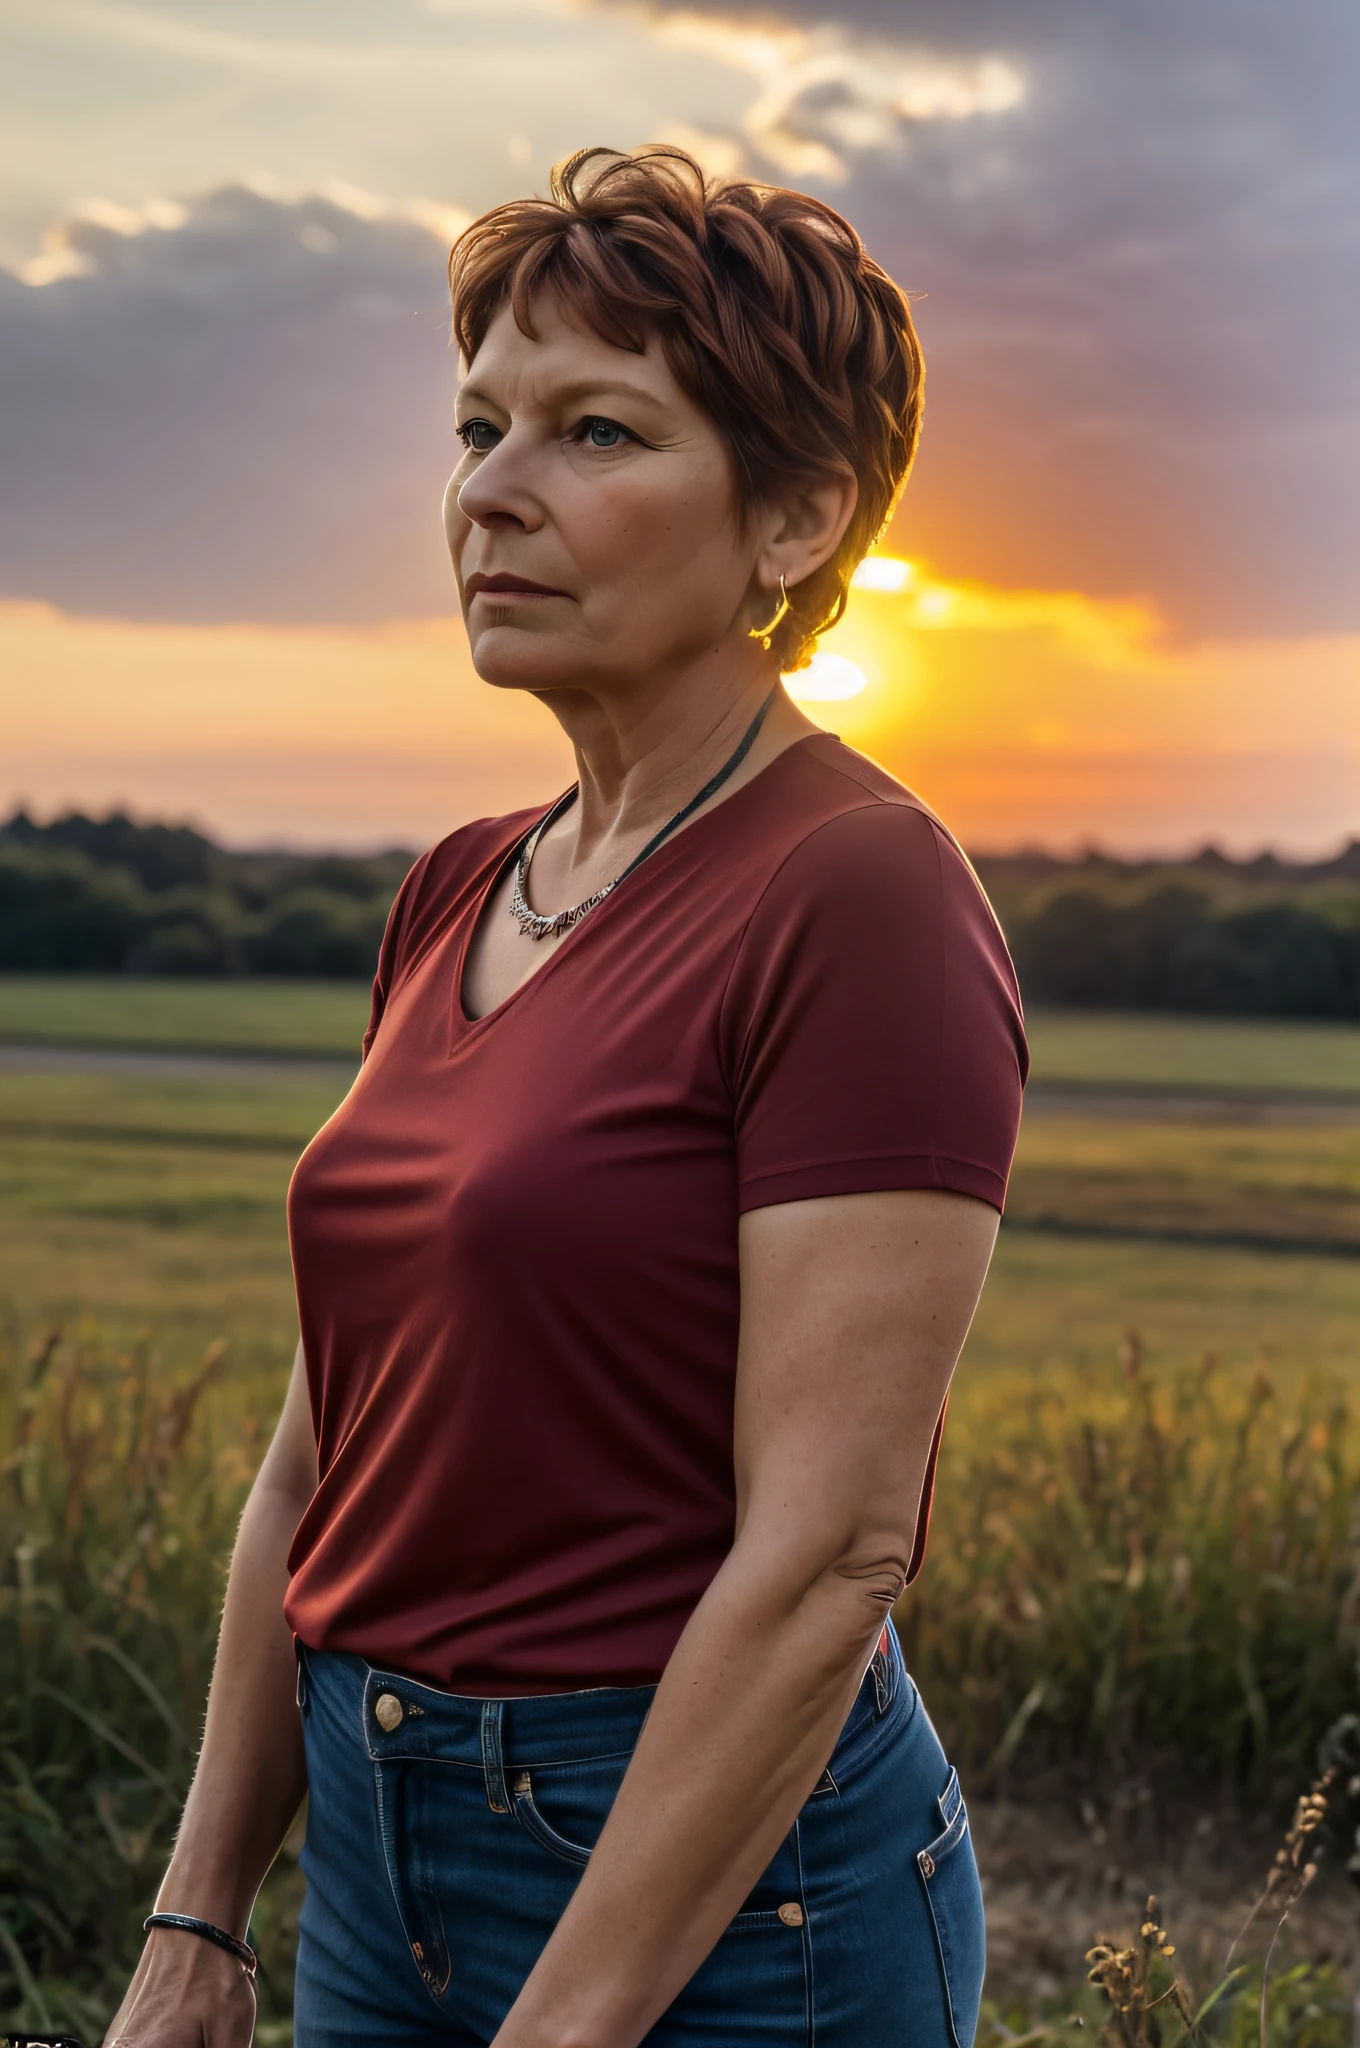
[578,416,632,450]
[457,419,500,454]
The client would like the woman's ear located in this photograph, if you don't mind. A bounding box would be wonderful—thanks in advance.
[752,470,859,599]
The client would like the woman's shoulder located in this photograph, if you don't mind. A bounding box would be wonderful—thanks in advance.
[422,803,547,885]
[739,733,1026,1058]
[390,803,546,931]
[761,733,983,902]
[724,735,1028,1211]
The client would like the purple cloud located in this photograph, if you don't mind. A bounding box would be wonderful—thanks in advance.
[1,0,1356,639]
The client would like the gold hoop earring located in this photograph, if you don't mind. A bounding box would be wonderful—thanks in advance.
[748,574,790,651]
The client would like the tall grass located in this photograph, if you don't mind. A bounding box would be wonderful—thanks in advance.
[2,1319,1357,2036]
[909,1339,1360,1793]
[0,1320,296,2042]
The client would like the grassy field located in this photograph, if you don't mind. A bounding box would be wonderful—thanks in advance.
[7,1119,1357,1397]
[1026,1006,1360,1096]
[3,978,1359,2039]
[3,978,1359,1383]
[0,1058,348,1388]
[1006,1112,1360,1251]
[2,986,1359,1388]
[7,973,1360,1092]
[0,974,371,1056]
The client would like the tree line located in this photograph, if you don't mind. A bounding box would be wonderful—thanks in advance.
[0,810,408,979]
[974,844,1360,1017]
[4,808,1360,1017]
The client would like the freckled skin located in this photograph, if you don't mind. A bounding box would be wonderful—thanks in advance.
[444,297,755,705]
[444,291,854,1021]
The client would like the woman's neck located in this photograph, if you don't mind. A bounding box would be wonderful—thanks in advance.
[546,668,817,870]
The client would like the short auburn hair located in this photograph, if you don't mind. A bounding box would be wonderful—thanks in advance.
[448,146,923,671]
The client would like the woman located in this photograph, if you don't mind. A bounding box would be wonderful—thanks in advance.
[108,147,1026,2048]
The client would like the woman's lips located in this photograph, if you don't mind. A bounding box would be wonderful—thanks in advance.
[465,572,568,600]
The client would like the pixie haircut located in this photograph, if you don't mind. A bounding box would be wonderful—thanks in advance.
[448,146,924,671]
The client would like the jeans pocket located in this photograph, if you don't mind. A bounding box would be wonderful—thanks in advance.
[512,1766,804,1933]
[373,1758,453,2001]
[915,1766,985,2048]
[512,1768,593,1866]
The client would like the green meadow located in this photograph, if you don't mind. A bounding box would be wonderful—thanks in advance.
[3,976,1359,2039]
[8,972,1360,1087]
[0,973,371,1057]
[2,978,1357,1382]
[1025,1005,1360,1097]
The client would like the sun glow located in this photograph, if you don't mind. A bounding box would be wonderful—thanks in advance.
[851,554,915,593]
[3,592,1353,855]
[782,651,868,702]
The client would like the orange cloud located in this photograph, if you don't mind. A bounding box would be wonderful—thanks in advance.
[3,583,1354,854]
[2,601,572,846]
[816,558,1358,849]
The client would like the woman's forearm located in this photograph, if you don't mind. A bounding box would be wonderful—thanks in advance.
[493,1528,899,2048]
[152,1470,310,1934]
[104,1350,317,2045]
[152,1344,316,1938]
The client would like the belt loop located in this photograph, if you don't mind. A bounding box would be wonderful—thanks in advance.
[480,1700,510,1813]
[294,1640,309,1715]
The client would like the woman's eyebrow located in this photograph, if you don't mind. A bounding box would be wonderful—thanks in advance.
[457,377,669,415]
[454,381,502,413]
[546,378,668,411]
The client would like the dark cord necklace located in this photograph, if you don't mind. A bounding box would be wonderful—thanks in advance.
[510,688,778,941]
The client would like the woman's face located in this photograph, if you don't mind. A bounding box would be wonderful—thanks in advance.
[443,292,761,702]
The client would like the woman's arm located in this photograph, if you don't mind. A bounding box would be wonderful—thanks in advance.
[493,1185,999,2048]
[105,1344,318,2048]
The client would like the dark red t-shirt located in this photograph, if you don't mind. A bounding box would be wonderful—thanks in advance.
[284,735,1027,1692]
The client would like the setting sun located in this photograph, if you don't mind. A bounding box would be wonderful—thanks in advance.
[851,555,915,594]
[783,651,869,702]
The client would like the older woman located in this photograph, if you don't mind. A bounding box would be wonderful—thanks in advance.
[109,148,1025,2048]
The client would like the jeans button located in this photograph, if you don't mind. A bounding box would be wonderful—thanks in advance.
[375,1692,404,1731]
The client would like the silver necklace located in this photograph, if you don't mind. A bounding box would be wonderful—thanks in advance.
[510,689,777,941]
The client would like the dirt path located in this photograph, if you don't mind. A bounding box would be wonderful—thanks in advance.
[6,1042,1359,1120]
[0,1042,356,1083]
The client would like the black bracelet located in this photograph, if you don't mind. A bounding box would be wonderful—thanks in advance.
[143,1911,258,1977]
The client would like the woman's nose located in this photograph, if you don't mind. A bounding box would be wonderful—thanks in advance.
[455,430,544,531]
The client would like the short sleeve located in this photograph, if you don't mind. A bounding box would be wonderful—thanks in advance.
[720,803,1027,1215]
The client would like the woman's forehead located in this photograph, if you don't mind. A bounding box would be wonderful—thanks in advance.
[459,293,682,411]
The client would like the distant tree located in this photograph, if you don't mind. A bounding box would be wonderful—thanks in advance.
[1,808,217,892]
[0,845,151,970]
[1167,904,1358,1017]
[243,891,390,978]
[5,808,1360,1013]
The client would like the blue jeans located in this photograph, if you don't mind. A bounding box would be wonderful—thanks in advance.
[293,1625,984,2046]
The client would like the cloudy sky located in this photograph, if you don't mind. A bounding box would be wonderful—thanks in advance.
[2,0,1356,851]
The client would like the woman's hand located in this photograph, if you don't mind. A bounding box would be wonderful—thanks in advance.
[103,1929,255,2047]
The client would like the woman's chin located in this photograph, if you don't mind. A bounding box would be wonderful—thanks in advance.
[467,628,611,697]
[468,631,559,690]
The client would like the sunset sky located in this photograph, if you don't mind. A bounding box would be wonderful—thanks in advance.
[2,0,1356,854]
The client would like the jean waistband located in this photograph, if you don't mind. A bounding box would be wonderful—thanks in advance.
[298,1644,656,1769]
[298,1621,902,1801]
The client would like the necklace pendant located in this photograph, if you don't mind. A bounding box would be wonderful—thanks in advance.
[507,686,775,945]
[510,866,613,941]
